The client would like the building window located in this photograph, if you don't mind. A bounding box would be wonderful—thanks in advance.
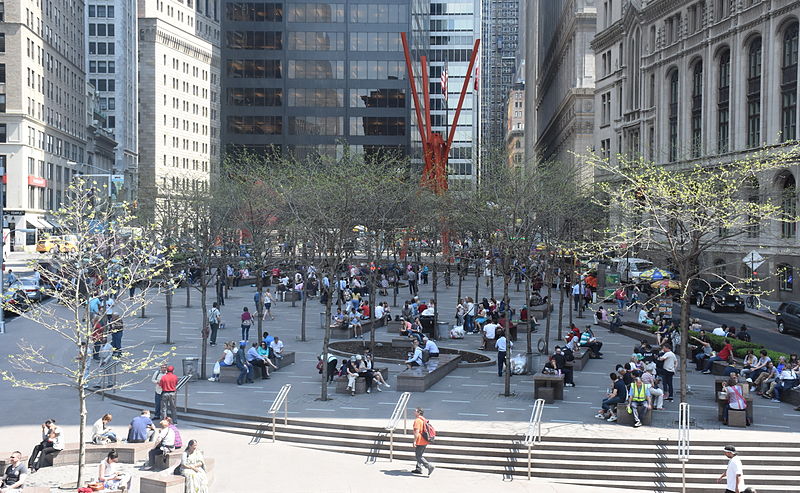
[781,23,798,141]
[746,177,760,238]
[718,50,730,153]
[747,37,762,148]
[601,92,611,125]
[0,64,4,83]
[668,70,679,162]
[778,264,794,292]
[781,172,797,238]
[691,61,703,157]
[0,33,4,53]
[600,139,611,160]
[0,123,6,143]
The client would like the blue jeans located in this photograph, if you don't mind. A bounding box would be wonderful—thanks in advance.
[464,314,474,332]
[602,396,624,412]
[703,356,724,372]
[111,330,123,356]
[154,392,162,418]
[616,299,625,310]
[773,380,798,401]
[236,362,253,385]
[497,351,506,376]
[241,323,251,341]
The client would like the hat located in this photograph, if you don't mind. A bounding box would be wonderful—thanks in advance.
[167,365,174,372]
[240,340,247,347]
[723,445,737,454]
[356,355,363,360]
[350,355,357,362]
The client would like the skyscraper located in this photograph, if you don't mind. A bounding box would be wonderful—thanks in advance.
[480,0,519,152]
[137,0,221,215]
[0,0,88,249]
[86,0,138,201]
[220,0,411,160]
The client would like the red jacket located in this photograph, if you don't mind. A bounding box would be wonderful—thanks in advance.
[160,372,178,392]
[718,344,733,361]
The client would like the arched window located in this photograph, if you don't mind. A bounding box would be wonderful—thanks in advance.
[781,23,799,141]
[778,263,794,292]
[669,70,679,162]
[691,61,703,157]
[718,50,731,153]
[780,172,797,238]
[747,37,762,148]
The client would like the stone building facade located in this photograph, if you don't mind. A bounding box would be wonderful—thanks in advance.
[592,0,800,302]
[527,0,596,182]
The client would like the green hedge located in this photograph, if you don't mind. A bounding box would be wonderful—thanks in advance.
[733,347,791,361]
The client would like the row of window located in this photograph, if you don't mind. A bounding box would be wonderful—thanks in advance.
[429,3,473,15]
[88,41,115,55]
[88,60,116,74]
[226,31,283,50]
[349,88,406,108]
[349,4,408,24]
[227,59,283,78]
[429,19,474,32]
[88,5,115,18]
[289,3,344,23]
[349,32,402,51]
[226,2,283,22]
[226,115,406,136]
[288,31,345,50]
[88,23,115,37]
[88,78,116,93]
[288,60,344,79]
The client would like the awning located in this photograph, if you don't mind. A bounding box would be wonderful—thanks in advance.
[38,218,54,229]
[45,216,63,229]
[26,217,52,229]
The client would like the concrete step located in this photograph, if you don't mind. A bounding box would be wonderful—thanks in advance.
[544,477,789,493]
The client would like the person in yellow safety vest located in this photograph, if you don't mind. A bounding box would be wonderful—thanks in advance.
[627,372,652,428]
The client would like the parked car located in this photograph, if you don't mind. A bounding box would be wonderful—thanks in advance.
[2,287,30,314]
[9,277,45,302]
[690,279,745,313]
[36,235,78,253]
[776,301,800,335]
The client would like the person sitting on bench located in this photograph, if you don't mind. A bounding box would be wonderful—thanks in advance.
[579,326,603,358]
[626,372,652,428]
[147,419,176,469]
[480,318,499,350]
[330,309,346,329]
[721,374,750,426]
[405,340,424,369]
[423,337,439,358]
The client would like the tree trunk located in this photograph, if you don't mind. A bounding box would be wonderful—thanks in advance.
[679,287,691,403]
[185,282,190,308]
[490,262,495,299]
[457,261,463,302]
[140,306,146,318]
[300,283,308,342]
[320,265,333,401]
[557,276,565,341]
[545,269,553,355]
[503,270,511,396]
[166,290,172,344]
[432,258,439,340]
[256,273,264,336]
[525,268,533,373]
[77,385,87,487]
[474,260,480,303]
[200,272,209,380]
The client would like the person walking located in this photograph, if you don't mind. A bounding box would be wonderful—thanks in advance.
[411,408,434,476]
[495,329,512,377]
[717,445,745,493]
[158,365,179,424]
[240,307,253,341]
[208,302,221,347]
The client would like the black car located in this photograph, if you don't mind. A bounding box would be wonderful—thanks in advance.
[690,280,745,313]
[776,301,800,335]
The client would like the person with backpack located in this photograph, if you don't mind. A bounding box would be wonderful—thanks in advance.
[240,307,253,341]
[208,303,221,347]
[411,408,435,476]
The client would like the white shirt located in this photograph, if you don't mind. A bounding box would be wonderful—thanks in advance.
[638,309,649,324]
[726,456,745,491]
[158,427,176,448]
[152,370,165,394]
[495,336,511,352]
[483,323,498,339]
[421,307,435,316]
[105,298,115,316]
[270,340,284,355]
[712,327,727,337]
[660,351,677,373]
[375,305,385,319]
[424,339,439,354]
[223,349,234,365]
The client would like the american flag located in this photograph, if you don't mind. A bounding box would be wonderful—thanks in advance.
[440,63,448,97]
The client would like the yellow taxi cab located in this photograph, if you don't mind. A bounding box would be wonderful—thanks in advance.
[36,235,78,253]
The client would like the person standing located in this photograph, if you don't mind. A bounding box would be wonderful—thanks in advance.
[208,303,221,347]
[495,329,512,377]
[240,307,253,341]
[658,343,677,402]
[263,289,275,320]
[151,364,167,419]
[411,408,434,475]
[159,365,179,424]
[717,445,745,493]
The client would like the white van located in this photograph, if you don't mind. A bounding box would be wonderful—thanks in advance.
[610,258,654,282]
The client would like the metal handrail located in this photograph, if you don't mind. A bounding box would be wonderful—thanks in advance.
[678,402,690,493]
[385,392,411,461]
[267,384,292,443]
[524,398,545,480]
[98,359,119,400]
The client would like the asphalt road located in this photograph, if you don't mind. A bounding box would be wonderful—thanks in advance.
[685,304,800,356]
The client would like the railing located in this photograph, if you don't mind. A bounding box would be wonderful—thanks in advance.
[98,359,119,400]
[384,392,411,461]
[267,384,292,443]
[678,402,690,493]
[524,398,545,480]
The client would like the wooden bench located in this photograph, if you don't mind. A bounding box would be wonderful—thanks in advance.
[616,403,653,426]
[334,368,389,394]
[140,457,215,493]
[396,354,461,392]
[533,374,564,401]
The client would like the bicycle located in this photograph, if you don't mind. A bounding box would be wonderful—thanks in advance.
[745,294,760,309]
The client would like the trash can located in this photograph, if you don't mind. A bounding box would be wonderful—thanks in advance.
[319,312,327,329]
[182,357,200,381]
[419,316,435,339]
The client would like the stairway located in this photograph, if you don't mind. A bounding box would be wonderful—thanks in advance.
[108,396,799,492]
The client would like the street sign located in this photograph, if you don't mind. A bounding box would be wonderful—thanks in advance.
[742,250,764,270]
[5,211,24,216]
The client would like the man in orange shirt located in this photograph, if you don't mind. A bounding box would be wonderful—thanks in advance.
[411,408,434,475]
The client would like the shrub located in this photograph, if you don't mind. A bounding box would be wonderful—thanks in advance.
[733,347,789,362]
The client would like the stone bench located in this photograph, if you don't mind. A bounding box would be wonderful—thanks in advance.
[330,318,382,339]
[53,441,153,466]
[272,351,296,369]
[277,290,300,302]
[711,359,734,376]
[334,368,390,394]
[140,457,215,493]
[534,374,564,401]
[391,337,414,349]
[385,320,403,333]
[781,388,800,406]
[615,403,653,426]
[566,350,591,371]
[396,354,461,392]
